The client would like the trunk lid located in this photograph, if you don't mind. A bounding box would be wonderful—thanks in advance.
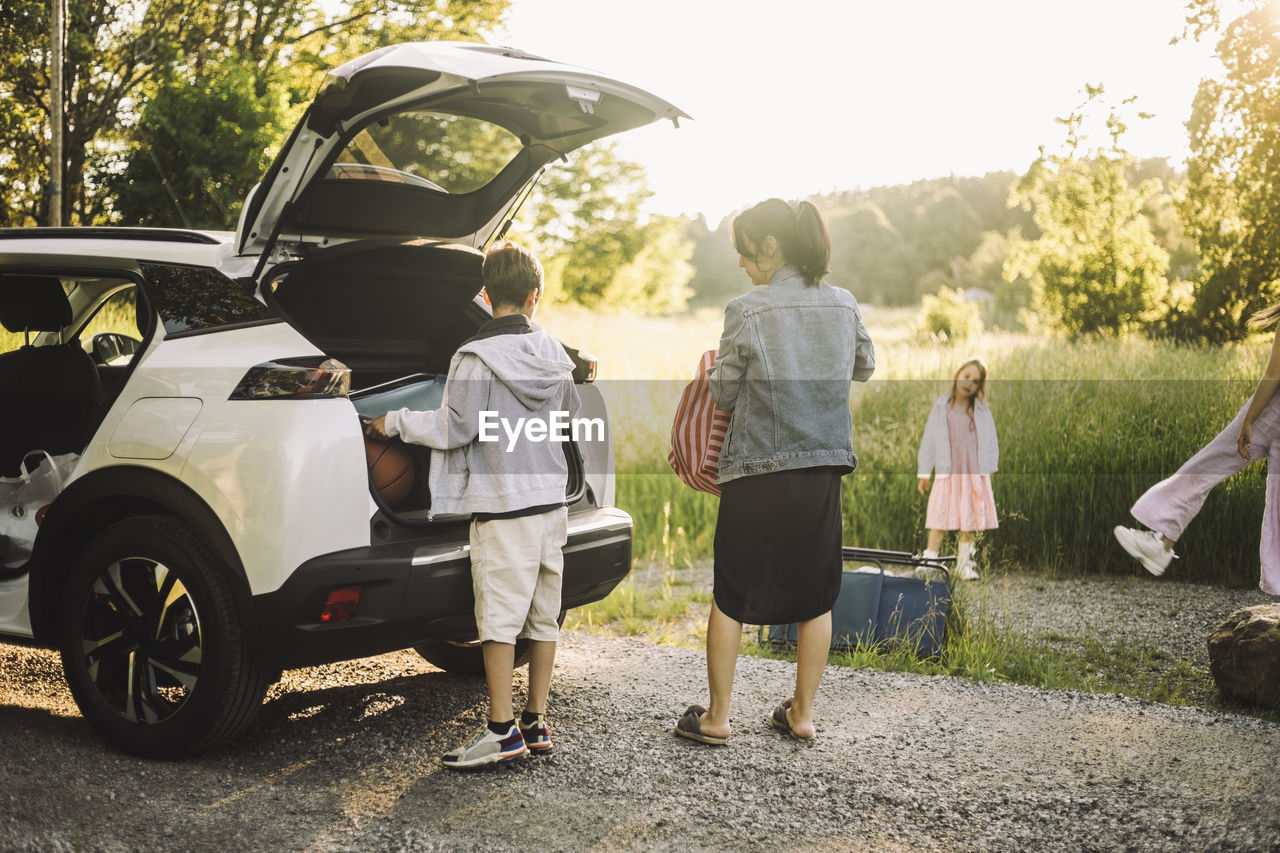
[235,42,686,260]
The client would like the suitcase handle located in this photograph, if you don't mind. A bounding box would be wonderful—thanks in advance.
[842,546,955,565]
[842,546,952,585]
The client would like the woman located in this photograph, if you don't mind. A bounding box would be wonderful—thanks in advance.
[675,198,875,743]
[1115,300,1280,596]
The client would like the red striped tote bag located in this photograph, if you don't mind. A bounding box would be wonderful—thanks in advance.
[668,349,731,496]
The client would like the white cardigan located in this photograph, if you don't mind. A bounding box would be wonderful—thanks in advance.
[917,394,999,478]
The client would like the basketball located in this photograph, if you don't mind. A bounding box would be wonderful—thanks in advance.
[364,437,415,507]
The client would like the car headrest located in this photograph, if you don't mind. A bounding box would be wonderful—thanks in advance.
[0,275,72,334]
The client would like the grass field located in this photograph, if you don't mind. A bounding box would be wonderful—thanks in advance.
[543,302,1279,716]
[539,303,1273,588]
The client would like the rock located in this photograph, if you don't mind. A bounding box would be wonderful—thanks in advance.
[1207,604,1280,708]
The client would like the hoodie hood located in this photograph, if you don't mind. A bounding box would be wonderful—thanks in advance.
[458,325,574,409]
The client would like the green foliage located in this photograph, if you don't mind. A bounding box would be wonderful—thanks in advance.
[916,285,983,341]
[685,173,1041,309]
[968,229,1034,328]
[109,61,292,229]
[599,215,695,313]
[1171,0,1280,343]
[846,342,1265,589]
[683,216,748,309]
[0,0,509,226]
[0,0,218,224]
[516,142,695,313]
[828,203,916,304]
[906,188,984,275]
[1008,90,1170,338]
[572,307,1273,590]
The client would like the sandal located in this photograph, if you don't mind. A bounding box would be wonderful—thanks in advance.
[674,704,729,745]
[769,699,814,741]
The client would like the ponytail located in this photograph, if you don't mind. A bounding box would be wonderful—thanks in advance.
[731,198,832,285]
[792,201,831,285]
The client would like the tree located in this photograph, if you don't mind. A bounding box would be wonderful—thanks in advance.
[0,0,509,226]
[594,215,694,313]
[109,61,292,228]
[828,203,916,305]
[1007,88,1170,338]
[968,229,1034,329]
[685,215,747,308]
[0,0,223,224]
[513,141,695,313]
[903,188,983,282]
[1172,0,1280,342]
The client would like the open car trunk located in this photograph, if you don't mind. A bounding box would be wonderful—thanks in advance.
[265,239,585,520]
[266,240,488,387]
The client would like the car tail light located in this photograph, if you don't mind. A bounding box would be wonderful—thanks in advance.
[320,586,361,623]
[230,356,350,399]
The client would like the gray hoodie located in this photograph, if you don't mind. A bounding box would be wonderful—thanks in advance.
[384,320,580,517]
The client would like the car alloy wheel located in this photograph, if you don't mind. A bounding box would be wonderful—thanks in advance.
[78,556,203,724]
[60,515,270,758]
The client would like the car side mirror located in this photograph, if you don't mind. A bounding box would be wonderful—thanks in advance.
[91,332,140,366]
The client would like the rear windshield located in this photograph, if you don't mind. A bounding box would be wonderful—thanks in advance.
[141,262,277,335]
[331,112,523,195]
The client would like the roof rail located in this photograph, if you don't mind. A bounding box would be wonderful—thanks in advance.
[0,227,224,246]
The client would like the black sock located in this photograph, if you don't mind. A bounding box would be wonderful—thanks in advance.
[488,718,515,735]
[520,710,542,726]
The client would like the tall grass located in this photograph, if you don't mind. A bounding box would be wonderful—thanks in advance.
[541,305,1273,588]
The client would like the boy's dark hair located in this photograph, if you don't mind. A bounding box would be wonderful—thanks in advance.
[482,242,544,308]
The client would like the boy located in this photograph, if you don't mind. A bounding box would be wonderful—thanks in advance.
[365,242,578,768]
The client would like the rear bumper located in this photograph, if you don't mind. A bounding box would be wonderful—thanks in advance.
[251,506,632,670]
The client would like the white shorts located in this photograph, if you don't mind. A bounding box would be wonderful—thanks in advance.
[469,507,568,644]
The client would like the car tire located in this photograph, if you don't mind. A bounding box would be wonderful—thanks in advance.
[413,638,532,675]
[413,610,566,674]
[58,515,270,759]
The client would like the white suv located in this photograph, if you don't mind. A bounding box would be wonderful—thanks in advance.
[0,42,684,758]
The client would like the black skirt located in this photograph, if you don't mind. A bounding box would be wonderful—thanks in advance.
[712,466,844,625]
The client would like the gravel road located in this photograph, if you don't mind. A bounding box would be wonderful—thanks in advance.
[2,576,1278,852]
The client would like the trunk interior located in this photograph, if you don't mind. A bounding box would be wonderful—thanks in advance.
[265,240,489,388]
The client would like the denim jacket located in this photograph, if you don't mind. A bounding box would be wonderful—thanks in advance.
[709,266,875,484]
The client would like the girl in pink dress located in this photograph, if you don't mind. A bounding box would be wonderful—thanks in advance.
[916,358,999,579]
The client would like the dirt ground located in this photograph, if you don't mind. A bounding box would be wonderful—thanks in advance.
[2,627,1278,852]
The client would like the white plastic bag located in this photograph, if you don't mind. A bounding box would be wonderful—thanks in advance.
[1,451,79,568]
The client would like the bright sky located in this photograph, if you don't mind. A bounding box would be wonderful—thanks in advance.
[496,0,1224,223]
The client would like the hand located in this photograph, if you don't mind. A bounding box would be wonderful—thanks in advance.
[362,415,389,440]
[917,477,931,495]
[1238,419,1253,461]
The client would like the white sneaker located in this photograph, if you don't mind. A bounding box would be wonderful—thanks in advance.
[441,723,528,769]
[955,562,980,581]
[1113,526,1175,577]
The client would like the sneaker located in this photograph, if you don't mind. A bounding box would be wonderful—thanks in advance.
[955,562,980,581]
[1113,526,1175,577]
[519,714,553,754]
[441,723,528,769]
